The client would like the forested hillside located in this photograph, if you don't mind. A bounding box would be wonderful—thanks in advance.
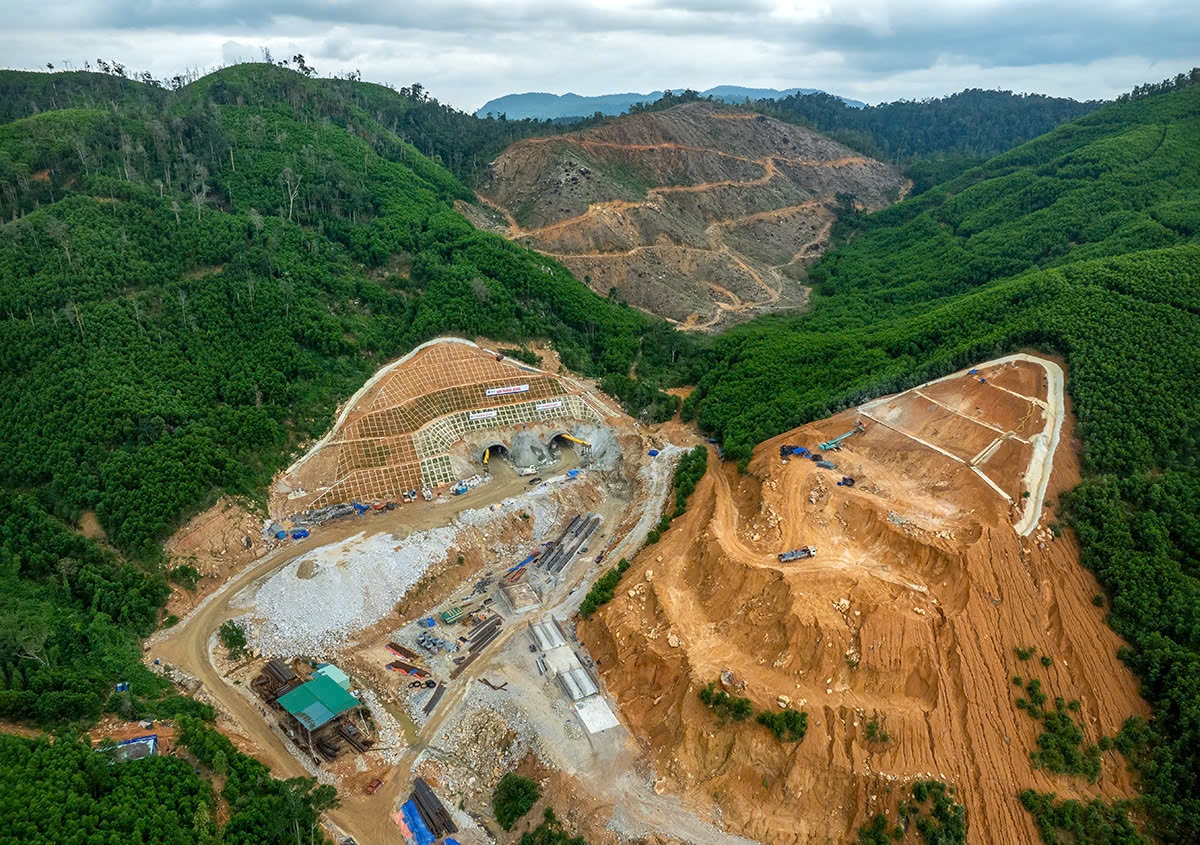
[0,66,586,186]
[754,88,1103,190]
[685,82,1200,841]
[0,62,691,820]
[0,719,337,843]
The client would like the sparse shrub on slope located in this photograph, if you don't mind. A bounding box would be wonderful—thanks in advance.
[757,708,808,742]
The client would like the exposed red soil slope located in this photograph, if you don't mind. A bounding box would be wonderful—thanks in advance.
[464,103,906,332]
[580,360,1147,843]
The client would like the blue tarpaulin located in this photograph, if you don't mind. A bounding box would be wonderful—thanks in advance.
[401,800,435,845]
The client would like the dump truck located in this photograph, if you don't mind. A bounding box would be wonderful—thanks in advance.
[778,546,817,562]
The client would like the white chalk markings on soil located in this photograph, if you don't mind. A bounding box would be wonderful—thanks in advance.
[858,353,1064,537]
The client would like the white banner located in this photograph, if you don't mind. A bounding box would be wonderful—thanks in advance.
[486,384,529,397]
[536,400,563,411]
[469,410,498,421]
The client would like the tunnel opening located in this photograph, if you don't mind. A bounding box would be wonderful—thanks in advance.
[480,443,509,467]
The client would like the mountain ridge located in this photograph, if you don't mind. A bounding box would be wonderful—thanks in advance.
[476,85,865,119]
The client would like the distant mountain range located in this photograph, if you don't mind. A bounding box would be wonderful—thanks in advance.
[475,86,865,120]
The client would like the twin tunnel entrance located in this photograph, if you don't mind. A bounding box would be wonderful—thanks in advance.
[477,432,590,466]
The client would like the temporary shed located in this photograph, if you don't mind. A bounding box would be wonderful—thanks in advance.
[314,664,352,691]
[556,667,599,701]
[530,621,566,651]
[278,674,358,733]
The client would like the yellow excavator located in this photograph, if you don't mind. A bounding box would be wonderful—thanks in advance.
[559,434,591,448]
[483,447,490,465]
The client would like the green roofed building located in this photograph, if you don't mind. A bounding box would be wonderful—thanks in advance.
[314,664,351,691]
[277,673,359,733]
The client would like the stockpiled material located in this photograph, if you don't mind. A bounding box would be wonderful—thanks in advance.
[245,526,456,655]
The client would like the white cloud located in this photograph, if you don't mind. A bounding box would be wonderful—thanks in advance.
[0,0,1196,110]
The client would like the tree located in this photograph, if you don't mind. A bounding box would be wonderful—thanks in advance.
[218,621,247,659]
[493,773,539,830]
[280,167,301,221]
[190,164,210,220]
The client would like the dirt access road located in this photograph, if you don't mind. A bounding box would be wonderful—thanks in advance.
[149,458,574,845]
[153,438,755,845]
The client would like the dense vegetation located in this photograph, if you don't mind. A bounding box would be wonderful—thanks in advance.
[0,66,587,187]
[685,79,1200,841]
[754,89,1100,188]
[0,718,337,844]
[493,772,540,831]
[0,490,212,725]
[1021,790,1148,845]
[856,780,967,844]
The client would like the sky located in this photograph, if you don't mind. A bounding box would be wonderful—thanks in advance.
[1,0,1197,112]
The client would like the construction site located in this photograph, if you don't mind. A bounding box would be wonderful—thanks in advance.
[149,335,725,845]
[578,354,1149,844]
[146,347,1150,845]
[271,337,621,516]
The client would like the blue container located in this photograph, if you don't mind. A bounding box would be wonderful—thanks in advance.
[648,449,660,456]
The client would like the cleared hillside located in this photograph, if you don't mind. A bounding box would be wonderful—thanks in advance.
[680,82,1200,843]
[466,102,907,331]
[583,358,1147,843]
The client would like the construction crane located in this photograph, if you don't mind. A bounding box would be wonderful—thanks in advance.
[819,419,866,452]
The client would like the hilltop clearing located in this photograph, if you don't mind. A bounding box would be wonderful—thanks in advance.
[582,357,1146,843]
[464,102,906,331]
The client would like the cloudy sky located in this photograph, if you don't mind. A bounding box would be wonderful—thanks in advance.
[1,0,1197,112]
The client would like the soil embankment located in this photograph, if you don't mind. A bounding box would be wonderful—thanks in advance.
[465,102,906,332]
[580,356,1148,843]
